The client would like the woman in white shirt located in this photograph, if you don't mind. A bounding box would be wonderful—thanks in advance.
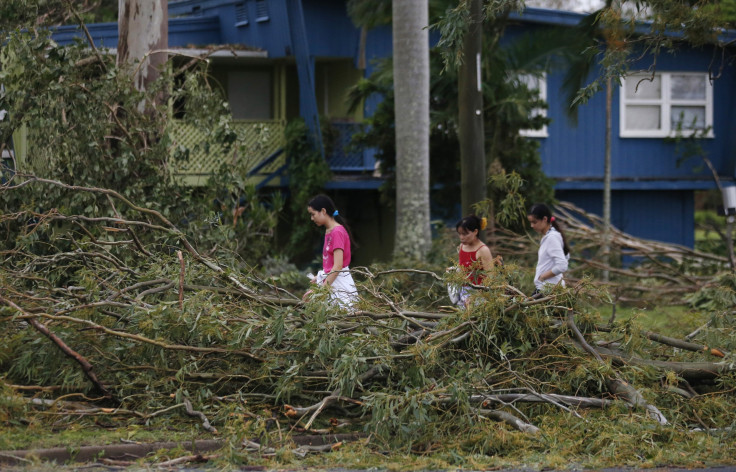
[527,203,570,296]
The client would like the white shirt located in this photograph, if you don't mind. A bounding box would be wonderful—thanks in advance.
[534,227,569,290]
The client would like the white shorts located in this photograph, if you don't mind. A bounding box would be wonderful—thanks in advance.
[316,268,359,309]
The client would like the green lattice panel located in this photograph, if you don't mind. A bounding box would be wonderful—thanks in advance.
[169,120,286,185]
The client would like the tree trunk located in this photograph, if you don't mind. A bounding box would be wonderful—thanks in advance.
[459,0,486,218]
[392,0,431,260]
[117,0,168,92]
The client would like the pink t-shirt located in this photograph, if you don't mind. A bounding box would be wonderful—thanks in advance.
[323,225,351,272]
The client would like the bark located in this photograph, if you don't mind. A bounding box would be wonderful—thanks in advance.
[117,0,168,92]
[392,0,431,260]
[593,345,731,381]
[597,325,727,357]
[476,408,540,434]
[469,393,619,409]
[0,440,223,465]
[459,0,486,217]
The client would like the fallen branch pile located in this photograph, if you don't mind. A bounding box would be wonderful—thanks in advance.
[1,177,735,464]
[487,201,730,304]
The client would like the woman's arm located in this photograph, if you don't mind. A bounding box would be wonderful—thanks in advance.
[325,249,344,286]
[477,246,494,271]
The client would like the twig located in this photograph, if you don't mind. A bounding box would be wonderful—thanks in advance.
[177,251,185,310]
[183,398,217,433]
[154,453,216,468]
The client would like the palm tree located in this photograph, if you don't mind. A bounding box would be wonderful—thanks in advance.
[392,0,432,260]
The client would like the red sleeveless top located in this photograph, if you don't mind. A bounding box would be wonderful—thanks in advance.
[459,245,486,284]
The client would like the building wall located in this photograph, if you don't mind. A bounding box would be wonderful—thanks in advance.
[530,37,736,182]
[556,189,695,247]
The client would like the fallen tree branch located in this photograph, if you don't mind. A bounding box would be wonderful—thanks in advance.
[476,408,540,434]
[2,309,264,362]
[597,325,727,358]
[0,296,113,401]
[567,310,667,425]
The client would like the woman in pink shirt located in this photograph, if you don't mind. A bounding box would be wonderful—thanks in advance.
[305,195,359,308]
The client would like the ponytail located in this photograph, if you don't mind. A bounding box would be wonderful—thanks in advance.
[528,203,570,255]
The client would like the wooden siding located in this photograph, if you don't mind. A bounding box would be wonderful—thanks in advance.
[517,28,736,185]
[52,16,222,48]
[556,189,695,247]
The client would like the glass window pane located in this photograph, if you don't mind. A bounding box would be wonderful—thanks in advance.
[625,105,661,130]
[671,75,705,100]
[670,106,706,130]
[518,73,540,91]
[625,75,661,99]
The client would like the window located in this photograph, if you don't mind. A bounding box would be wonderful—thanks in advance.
[518,73,548,138]
[620,72,713,138]
[235,2,249,26]
[255,0,270,22]
[228,70,272,120]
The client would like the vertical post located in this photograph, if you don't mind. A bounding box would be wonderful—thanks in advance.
[459,0,486,218]
[284,0,324,157]
[602,76,612,282]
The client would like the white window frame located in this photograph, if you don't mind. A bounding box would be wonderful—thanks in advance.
[619,72,714,138]
[518,72,548,138]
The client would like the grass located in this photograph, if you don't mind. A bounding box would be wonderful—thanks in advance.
[0,416,204,451]
[596,304,707,336]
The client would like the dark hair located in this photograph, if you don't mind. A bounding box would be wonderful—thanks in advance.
[455,215,484,234]
[528,203,570,255]
[308,194,357,247]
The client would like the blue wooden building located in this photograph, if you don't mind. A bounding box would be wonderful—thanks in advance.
[48,1,736,253]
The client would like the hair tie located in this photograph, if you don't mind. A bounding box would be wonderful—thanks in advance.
[480,217,488,230]
[550,216,555,222]
[333,210,339,217]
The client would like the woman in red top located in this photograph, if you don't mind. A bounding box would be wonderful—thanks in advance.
[450,215,494,307]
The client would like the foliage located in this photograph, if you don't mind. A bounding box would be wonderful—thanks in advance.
[0,0,116,29]
[432,0,525,72]
[0,24,279,263]
[720,0,736,26]
[556,0,730,108]
[686,273,736,312]
[695,209,731,257]
[284,118,332,258]
[347,36,555,226]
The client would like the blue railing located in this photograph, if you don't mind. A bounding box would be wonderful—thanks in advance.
[326,122,376,172]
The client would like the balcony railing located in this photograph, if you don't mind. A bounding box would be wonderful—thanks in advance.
[326,122,375,172]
